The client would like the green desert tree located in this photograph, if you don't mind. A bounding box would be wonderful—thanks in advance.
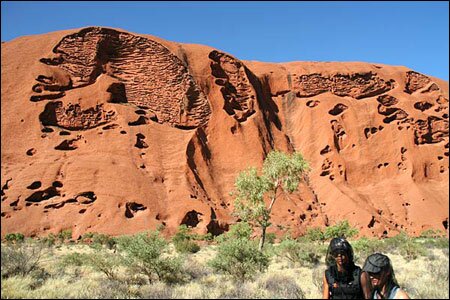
[233,150,310,251]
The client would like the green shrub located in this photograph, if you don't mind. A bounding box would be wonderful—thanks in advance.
[419,229,446,238]
[303,227,326,243]
[59,252,86,268]
[277,238,321,267]
[352,237,386,263]
[4,233,25,244]
[81,232,117,249]
[118,230,185,284]
[90,251,122,280]
[398,239,426,260]
[215,221,253,243]
[383,232,426,260]
[265,232,277,244]
[1,242,45,278]
[60,250,121,280]
[172,225,200,254]
[174,239,200,254]
[324,220,358,239]
[418,229,448,250]
[40,233,56,246]
[57,229,72,243]
[208,238,269,282]
[428,237,450,249]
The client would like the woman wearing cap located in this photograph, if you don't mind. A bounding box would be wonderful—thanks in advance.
[363,253,410,299]
[323,237,371,299]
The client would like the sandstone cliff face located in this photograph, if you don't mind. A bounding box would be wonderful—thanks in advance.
[1,27,448,239]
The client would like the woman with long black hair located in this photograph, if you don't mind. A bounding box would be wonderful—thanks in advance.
[323,237,371,299]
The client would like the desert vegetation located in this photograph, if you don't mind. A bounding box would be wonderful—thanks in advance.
[2,151,448,298]
[1,223,448,299]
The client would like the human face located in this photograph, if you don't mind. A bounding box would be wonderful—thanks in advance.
[332,250,348,266]
[368,271,388,288]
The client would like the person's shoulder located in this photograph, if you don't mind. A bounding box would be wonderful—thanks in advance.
[395,288,410,299]
[353,265,362,274]
[354,265,362,271]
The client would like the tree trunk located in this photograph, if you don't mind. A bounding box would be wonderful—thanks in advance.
[259,225,266,252]
[259,187,278,252]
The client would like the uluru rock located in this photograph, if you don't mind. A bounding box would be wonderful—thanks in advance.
[1,27,448,239]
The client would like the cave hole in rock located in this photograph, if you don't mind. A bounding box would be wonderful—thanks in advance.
[54,139,78,151]
[206,208,227,236]
[106,82,128,103]
[26,148,36,156]
[102,124,119,130]
[135,109,147,115]
[306,100,320,108]
[124,202,147,218]
[27,181,42,190]
[76,191,97,204]
[328,103,348,116]
[135,133,148,149]
[414,101,433,112]
[41,127,54,133]
[320,145,331,155]
[52,181,63,188]
[368,216,376,228]
[207,220,228,236]
[25,187,60,203]
[129,116,148,126]
[181,210,203,227]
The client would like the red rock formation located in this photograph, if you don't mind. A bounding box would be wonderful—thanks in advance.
[1,27,448,240]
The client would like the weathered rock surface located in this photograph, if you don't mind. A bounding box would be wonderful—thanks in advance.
[1,27,448,239]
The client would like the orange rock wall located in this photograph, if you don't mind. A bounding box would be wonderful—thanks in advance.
[1,27,448,239]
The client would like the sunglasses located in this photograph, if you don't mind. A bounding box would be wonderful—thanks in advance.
[331,250,347,257]
[368,272,382,279]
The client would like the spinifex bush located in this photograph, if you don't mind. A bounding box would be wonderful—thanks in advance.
[172,225,200,254]
[208,227,270,282]
[117,230,185,284]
